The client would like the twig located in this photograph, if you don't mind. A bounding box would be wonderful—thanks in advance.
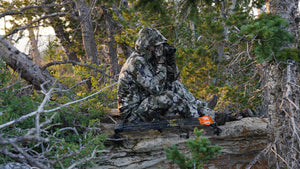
[66,146,98,169]
[0,135,48,145]
[0,147,27,163]
[0,2,70,18]
[270,147,291,168]
[11,143,49,169]
[288,82,300,88]
[43,82,117,113]
[41,60,108,73]
[0,81,22,92]
[245,144,271,169]
[1,12,67,40]
[59,127,82,147]
[107,115,117,124]
[36,81,53,136]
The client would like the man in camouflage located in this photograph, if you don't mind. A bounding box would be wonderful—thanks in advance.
[117,27,216,123]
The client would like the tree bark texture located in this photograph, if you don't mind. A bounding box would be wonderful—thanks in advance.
[0,36,67,90]
[266,61,299,168]
[265,0,300,168]
[102,5,122,77]
[75,0,100,65]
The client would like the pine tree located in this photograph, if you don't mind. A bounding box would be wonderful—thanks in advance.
[165,128,221,169]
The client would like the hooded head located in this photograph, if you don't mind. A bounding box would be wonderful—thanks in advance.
[135,27,167,55]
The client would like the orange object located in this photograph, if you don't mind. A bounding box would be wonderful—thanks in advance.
[198,115,214,125]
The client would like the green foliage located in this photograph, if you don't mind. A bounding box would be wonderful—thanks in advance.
[165,128,221,169]
[279,48,300,62]
[0,58,11,87]
[238,13,294,63]
[135,0,167,16]
[0,59,40,130]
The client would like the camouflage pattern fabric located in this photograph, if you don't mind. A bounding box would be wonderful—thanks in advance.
[117,27,215,123]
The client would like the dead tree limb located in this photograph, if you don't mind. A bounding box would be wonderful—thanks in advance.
[0,2,70,18]
[41,60,109,75]
[1,12,67,40]
[0,35,68,90]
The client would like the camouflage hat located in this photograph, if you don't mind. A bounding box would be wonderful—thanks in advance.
[135,27,167,54]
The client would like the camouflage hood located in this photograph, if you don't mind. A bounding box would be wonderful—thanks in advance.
[135,27,167,56]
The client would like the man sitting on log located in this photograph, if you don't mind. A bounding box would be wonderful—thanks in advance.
[117,27,217,123]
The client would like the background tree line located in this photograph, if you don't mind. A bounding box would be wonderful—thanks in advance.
[0,0,299,168]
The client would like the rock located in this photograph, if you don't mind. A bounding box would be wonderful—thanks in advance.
[0,163,31,169]
[91,117,269,169]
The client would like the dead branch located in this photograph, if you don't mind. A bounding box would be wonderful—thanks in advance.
[1,12,67,40]
[245,144,271,169]
[41,60,109,75]
[0,147,27,163]
[0,2,70,18]
[0,81,23,92]
[270,147,291,168]
[11,143,48,169]
[66,147,98,169]
[0,135,48,145]
[43,82,117,113]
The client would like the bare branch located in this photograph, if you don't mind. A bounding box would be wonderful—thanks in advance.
[1,12,67,40]
[0,135,49,145]
[41,60,109,75]
[36,84,54,136]
[66,146,98,169]
[0,2,71,19]
[11,143,49,169]
[0,81,23,92]
[245,144,271,169]
[270,147,291,168]
[43,82,117,113]
[0,147,26,163]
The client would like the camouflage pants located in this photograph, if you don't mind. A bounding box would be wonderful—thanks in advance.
[126,80,215,122]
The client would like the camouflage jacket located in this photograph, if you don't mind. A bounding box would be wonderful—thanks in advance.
[117,51,168,117]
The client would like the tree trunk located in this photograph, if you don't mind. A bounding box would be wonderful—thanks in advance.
[43,0,80,62]
[265,0,300,168]
[75,0,100,65]
[0,36,67,90]
[51,18,80,62]
[101,5,122,77]
[28,28,42,65]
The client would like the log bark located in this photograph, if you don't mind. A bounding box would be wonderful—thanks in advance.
[0,36,67,90]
